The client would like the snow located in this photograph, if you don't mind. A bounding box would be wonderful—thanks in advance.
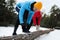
[0,25,60,40]
[35,30,60,40]
[0,25,48,37]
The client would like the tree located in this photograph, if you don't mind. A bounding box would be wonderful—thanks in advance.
[49,5,60,28]
[40,14,50,28]
[0,0,17,26]
[0,0,8,25]
[41,5,60,28]
[6,0,17,25]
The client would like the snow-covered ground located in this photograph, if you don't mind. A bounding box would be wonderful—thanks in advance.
[35,29,60,40]
[0,25,60,40]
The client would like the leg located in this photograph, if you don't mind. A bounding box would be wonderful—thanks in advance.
[13,17,19,35]
[36,17,41,30]
[37,17,41,25]
[27,20,33,31]
[21,23,27,32]
[32,17,37,26]
[21,23,30,33]
[22,10,30,33]
[13,25,18,35]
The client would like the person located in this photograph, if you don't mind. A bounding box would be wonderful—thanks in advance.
[32,2,42,30]
[33,11,42,30]
[13,1,36,35]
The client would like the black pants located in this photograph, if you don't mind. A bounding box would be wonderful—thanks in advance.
[13,18,33,33]
[13,10,33,33]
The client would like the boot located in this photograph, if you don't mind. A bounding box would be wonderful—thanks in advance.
[22,23,30,33]
[27,24,31,31]
[22,28,30,33]
[13,25,18,35]
[13,32,17,35]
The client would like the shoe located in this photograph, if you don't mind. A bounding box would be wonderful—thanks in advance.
[13,33,17,35]
[23,30,30,33]
[36,25,40,31]
[27,31,30,33]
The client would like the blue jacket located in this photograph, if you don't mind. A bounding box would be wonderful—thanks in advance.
[16,2,34,24]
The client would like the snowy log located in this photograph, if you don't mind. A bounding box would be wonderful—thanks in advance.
[0,30,53,40]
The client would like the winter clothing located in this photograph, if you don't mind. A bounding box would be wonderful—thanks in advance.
[32,11,42,26]
[16,2,35,24]
[13,1,39,35]
[13,10,33,35]
[34,2,42,10]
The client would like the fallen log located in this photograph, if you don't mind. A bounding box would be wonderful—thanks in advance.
[0,30,53,40]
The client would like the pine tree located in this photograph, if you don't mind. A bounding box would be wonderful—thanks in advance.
[49,5,60,28]
[0,0,17,26]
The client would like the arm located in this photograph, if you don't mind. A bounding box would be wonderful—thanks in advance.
[16,3,21,13]
[19,7,25,24]
[27,11,34,24]
[16,7,20,13]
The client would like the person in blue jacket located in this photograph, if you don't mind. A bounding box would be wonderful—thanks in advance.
[13,1,36,35]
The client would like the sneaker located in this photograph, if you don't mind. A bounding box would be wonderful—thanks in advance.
[36,25,40,31]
